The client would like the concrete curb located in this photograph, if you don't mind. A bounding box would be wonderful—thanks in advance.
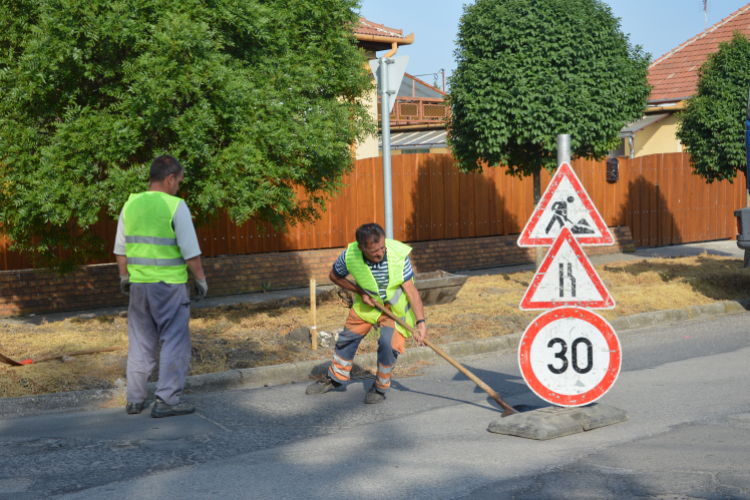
[2,300,747,416]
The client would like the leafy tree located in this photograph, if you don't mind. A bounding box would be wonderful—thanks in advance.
[676,30,750,183]
[0,0,374,270]
[447,0,651,178]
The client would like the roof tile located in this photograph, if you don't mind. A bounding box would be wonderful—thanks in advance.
[649,3,750,101]
[354,17,405,39]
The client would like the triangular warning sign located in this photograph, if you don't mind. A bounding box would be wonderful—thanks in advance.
[518,163,614,247]
[520,227,615,310]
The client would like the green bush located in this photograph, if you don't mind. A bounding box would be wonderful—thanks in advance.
[677,30,750,183]
[0,0,374,270]
[448,0,651,177]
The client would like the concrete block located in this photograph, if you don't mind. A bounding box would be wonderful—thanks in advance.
[488,404,629,440]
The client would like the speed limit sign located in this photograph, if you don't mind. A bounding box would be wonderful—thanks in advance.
[519,307,621,407]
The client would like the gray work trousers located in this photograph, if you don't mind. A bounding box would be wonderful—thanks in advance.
[126,282,191,406]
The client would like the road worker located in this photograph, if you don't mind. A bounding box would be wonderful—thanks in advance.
[306,223,428,404]
[114,155,208,418]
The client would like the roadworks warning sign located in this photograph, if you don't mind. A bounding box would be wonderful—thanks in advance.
[518,163,614,247]
[519,227,615,310]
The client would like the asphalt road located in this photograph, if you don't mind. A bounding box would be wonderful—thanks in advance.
[1,311,749,499]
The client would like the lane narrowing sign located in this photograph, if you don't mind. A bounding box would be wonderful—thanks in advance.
[518,307,621,407]
[519,227,615,310]
[518,162,614,247]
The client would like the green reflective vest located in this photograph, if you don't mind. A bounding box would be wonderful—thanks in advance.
[123,191,188,284]
[346,239,416,337]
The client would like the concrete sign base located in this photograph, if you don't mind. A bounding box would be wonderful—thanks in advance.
[487,404,629,440]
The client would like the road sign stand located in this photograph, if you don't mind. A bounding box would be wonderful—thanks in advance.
[488,306,629,440]
[487,403,629,440]
[488,135,628,440]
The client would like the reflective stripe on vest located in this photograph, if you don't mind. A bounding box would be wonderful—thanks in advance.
[125,236,178,246]
[123,191,188,284]
[346,239,417,337]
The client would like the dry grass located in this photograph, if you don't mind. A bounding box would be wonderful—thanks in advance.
[2,253,749,399]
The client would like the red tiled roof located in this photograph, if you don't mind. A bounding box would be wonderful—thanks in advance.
[355,17,405,39]
[648,3,750,102]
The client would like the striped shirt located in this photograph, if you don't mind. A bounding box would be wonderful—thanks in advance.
[333,249,414,300]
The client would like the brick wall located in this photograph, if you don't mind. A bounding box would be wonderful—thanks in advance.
[0,227,634,318]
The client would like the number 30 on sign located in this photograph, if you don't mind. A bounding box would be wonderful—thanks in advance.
[518,307,621,407]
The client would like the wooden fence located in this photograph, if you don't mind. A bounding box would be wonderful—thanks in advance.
[0,152,745,271]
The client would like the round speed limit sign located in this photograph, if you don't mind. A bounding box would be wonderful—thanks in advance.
[519,307,621,407]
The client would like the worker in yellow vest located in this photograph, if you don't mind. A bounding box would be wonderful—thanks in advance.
[306,223,428,404]
[114,155,207,418]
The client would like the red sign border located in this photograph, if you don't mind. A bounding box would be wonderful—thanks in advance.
[518,307,621,407]
[518,162,614,247]
[519,227,615,310]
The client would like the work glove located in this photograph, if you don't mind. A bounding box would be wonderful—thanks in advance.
[120,275,131,296]
[194,278,208,302]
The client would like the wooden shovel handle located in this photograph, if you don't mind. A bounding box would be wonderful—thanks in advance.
[0,346,124,366]
[0,351,22,367]
[370,301,517,416]
[30,347,124,364]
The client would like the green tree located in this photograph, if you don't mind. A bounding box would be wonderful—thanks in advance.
[447,0,651,177]
[676,30,750,183]
[0,0,374,270]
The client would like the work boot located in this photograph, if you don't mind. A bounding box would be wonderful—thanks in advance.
[125,402,144,415]
[306,376,341,395]
[364,384,386,405]
[150,397,195,418]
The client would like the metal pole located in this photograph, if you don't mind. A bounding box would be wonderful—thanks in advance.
[381,57,394,239]
[557,134,571,165]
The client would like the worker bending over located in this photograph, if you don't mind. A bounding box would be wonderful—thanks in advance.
[306,223,428,404]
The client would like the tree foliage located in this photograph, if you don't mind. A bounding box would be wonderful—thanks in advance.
[0,0,374,269]
[676,31,750,183]
[447,0,651,176]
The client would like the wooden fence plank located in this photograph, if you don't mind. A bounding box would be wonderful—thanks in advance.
[3,152,750,271]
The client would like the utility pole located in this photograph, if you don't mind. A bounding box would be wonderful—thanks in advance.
[370,55,408,240]
[380,56,395,239]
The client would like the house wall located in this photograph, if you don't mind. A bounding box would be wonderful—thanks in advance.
[355,87,380,160]
[355,51,380,160]
[625,114,684,158]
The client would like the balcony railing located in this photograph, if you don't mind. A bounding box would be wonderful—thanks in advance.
[377,97,450,126]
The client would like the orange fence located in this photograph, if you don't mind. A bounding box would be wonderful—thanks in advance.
[0,152,745,271]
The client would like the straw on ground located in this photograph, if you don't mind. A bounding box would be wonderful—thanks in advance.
[2,254,748,398]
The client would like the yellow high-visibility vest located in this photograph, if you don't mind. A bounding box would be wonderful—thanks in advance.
[346,239,416,337]
[123,191,188,284]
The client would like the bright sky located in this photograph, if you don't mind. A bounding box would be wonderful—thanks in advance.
[358,0,750,90]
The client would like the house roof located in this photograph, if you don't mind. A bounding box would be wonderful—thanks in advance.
[355,18,406,39]
[648,3,750,102]
[399,74,447,98]
[379,130,447,150]
[355,18,414,51]
[619,114,670,137]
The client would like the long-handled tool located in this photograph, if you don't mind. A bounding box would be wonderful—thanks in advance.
[0,347,123,367]
[370,301,517,417]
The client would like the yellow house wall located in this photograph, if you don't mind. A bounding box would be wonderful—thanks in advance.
[356,86,380,160]
[624,113,683,158]
[355,51,380,160]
